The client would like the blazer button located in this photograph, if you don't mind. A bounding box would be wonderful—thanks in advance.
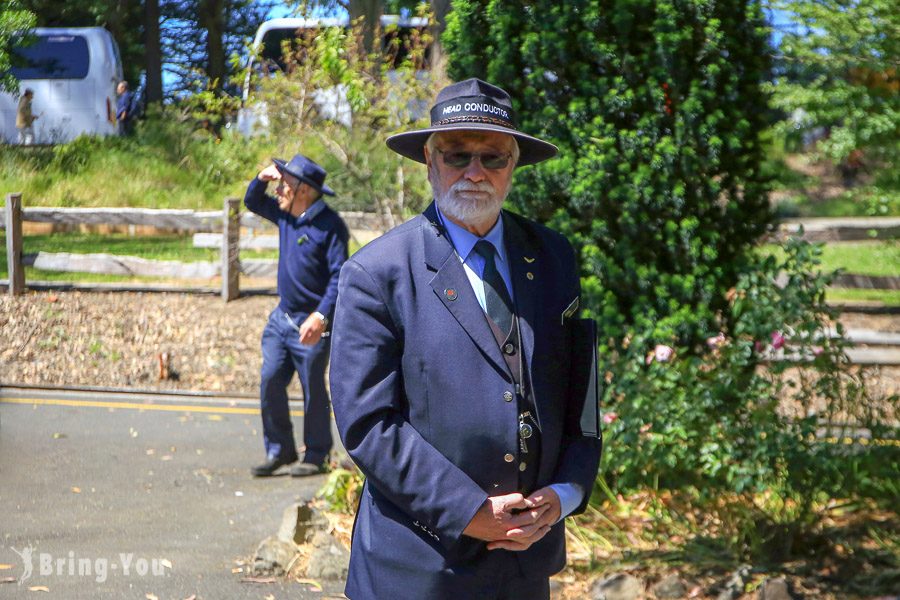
[503,453,514,463]
[503,391,513,402]
[503,342,516,355]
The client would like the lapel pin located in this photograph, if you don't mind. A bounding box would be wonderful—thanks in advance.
[524,256,535,263]
[526,272,534,280]
[444,288,458,301]
[297,234,309,245]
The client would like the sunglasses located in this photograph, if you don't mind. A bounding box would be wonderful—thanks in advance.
[436,149,512,170]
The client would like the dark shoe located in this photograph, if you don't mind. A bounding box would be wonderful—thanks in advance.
[290,462,327,477]
[251,455,296,477]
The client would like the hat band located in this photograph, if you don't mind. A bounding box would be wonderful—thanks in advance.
[433,114,516,128]
[430,96,516,129]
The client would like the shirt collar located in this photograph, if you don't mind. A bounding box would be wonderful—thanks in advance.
[298,198,325,223]
[435,203,507,265]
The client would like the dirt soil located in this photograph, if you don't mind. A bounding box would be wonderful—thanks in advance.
[1,291,898,397]
[1,290,276,394]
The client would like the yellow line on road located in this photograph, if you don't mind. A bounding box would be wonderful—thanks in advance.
[0,396,304,417]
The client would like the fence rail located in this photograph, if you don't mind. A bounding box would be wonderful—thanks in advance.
[1,196,394,301]
[0,206,388,232]
[3,198,900,302]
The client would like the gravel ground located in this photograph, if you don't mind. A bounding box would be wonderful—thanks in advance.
[1,290,276,394]
[1,291,897,399]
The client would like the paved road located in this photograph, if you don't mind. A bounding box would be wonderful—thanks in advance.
[0,387,347,599]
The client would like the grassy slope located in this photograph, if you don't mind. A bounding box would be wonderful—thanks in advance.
[761,242,900,277]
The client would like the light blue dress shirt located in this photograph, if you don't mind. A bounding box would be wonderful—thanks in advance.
[435,205,583,521]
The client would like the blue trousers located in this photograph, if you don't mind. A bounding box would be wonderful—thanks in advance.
[259,308,332,465]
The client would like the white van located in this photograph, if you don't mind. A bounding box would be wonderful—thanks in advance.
[236,16,429,136]
[0,27,123,144]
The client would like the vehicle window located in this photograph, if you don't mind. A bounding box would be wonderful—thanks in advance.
[11,34,91,80]
[256,23,429,75]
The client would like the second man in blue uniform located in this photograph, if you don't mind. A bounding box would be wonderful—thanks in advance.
[244,154,349,477]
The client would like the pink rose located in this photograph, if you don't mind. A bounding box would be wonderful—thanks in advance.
[706,333,726,350]
[754,340,765,353]
[654,344,674,363]
[602,412,618,424]
[771,331,785,350]
[813,346,824,357]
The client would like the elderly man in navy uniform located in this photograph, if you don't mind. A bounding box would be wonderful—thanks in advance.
[330,79,602,598]
[245,154,349,477]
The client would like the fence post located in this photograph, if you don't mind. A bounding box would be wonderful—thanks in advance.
[221,197,240,302]
[5,193,25,296]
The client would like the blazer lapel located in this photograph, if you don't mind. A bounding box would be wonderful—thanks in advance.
[422,203,510,379]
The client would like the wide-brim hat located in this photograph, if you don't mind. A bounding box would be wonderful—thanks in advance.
[273,154,335,196]
[386,78,558,167]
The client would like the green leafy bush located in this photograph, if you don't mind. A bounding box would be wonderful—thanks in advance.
[444,0,897,559]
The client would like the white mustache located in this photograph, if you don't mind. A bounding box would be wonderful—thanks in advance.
[451,180,495,194]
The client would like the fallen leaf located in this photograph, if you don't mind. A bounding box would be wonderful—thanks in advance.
[234,491,244,497]
[52,433,67,439]
[160,455,173,461]
[71,487,81,494]
[28,585,50,592]
[146,594,159,600]
[182,596,196,600]
[206,415,223,421]
[239,576,276,584]
[0,576,16,584]
[265,595,275,600]
[160,559,172,570]
[296,578,323,590]
[231,567,243,574]
[0,565,12,570]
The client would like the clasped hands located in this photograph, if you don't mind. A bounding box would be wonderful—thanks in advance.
[462,487,560,551]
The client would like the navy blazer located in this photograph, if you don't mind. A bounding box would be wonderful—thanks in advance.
[330,203,602,598]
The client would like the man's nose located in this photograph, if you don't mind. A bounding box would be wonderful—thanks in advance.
[463,157,487,182]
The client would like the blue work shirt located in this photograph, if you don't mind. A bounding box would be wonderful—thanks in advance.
[117,91,134,121]
[244,177,349,321]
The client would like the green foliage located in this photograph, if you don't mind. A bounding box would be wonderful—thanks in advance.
[243,5,437,219]
[766,0,900,165]
[0,0,36,93]
[317,468,364,514]
[0,104,270,209]
[444,0,897,559]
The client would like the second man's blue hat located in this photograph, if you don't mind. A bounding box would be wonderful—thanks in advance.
[272,154,335,196]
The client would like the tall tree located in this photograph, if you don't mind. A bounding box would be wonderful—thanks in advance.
[0,0,37,93]
[349,0,384,54]
[162,0,272,95]
[768,0,899,165]
[144,0,163,102]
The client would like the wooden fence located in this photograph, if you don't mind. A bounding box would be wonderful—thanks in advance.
[1,194,390,301]
[3,195,899,300]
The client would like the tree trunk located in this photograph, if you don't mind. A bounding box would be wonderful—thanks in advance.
[199,0,226,90]
[348,0,383,56]
[144,0,163,102]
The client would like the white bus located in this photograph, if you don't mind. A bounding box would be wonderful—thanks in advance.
[236,16,429,136]
[0,27,123,144]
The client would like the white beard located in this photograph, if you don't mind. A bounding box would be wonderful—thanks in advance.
[433,179,508,226]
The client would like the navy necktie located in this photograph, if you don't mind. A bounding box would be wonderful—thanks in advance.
[473,240,514,334]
